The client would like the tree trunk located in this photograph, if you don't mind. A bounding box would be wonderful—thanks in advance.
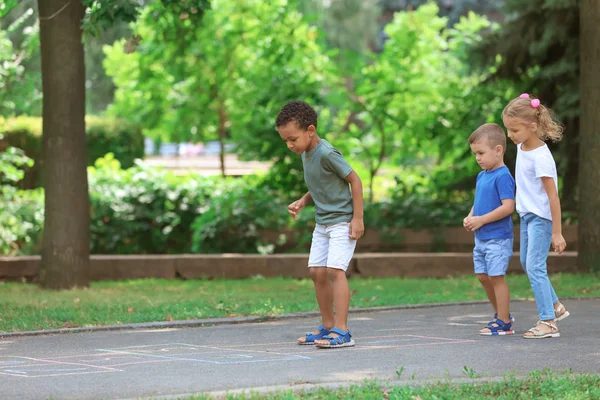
[578,0,600,272]
[38,0,90,289]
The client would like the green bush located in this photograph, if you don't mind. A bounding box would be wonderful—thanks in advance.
[86,116,144,169]
[88,154,218,254]
[1,154,502,256]
[0,116,144,189]
[0,146,44,255]
[0,117,41,189]
[88,156,294,255]
[367,178,473,231]
[190,177,290,254]
[3,154,296,256]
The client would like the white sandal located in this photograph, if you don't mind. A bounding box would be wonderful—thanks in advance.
[534,303,571,327]
[554,302,570,322]
[524,321,560,339]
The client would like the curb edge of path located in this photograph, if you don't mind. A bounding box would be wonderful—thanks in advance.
[2,296,598,339]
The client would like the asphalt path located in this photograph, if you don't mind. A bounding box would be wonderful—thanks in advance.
[0,299,598,399]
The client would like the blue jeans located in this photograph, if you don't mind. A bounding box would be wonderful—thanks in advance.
[520,213,559,320]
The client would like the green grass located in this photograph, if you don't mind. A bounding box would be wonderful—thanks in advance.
[186,370,600,399]
[0,273,598,332]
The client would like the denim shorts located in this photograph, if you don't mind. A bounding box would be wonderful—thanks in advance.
[473,237,514,276]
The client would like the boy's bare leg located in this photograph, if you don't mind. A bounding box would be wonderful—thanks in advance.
[489,275,511,323]
[479,273,511,334]
[298,267,334,343]
[315,268,350,344]
[313,267,335,328]
[477,273,497,313]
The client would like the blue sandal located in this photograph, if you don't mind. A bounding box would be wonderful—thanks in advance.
[315,328,355,348]
[480,319,514,336]
[298,324,329,345]
[493,313,515,324]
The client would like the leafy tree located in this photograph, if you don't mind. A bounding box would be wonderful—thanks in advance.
[331,3,508,202]
[0,0,40,117]
[379,0,502,26]
[298,0,381,66]
[105,0,332,190]
[0,0,135,116]
[84,21,132,114]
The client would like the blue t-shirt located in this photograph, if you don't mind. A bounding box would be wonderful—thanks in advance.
[473,166,515,240]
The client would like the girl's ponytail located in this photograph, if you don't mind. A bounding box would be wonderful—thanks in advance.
[537,104,563,142]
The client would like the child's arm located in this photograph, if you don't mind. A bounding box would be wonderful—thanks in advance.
[344,171,364,239]
[465,199,514,232]
[542,177,567,254]
[288,192,312,220]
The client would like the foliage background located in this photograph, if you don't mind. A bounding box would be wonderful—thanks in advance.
[0,0,584,255]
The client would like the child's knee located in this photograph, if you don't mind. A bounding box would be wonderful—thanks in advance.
[525,264,547,280]
[476,273,490,284]
[489,275,506,285]
[327,267,346,282]
[309,267,328,282]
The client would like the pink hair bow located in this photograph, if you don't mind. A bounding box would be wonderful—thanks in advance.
[519,93,540,108]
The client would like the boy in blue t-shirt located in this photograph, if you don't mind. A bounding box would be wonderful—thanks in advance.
[464,123,516,336]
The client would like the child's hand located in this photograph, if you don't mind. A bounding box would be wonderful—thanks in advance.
[287,199,305,220]
[350,218,364,240]
[465,216,484,231]
[463,216,470,231]
[551,233,567,254]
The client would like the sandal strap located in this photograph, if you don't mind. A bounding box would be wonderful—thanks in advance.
[486,319,512,332]
[320,332,351,345]
[329,328,351,337]
[538,320,558,330]
[555,303,564,313]
[304,325,329,340]
[526,326,546,335]
[555,303,566,317]
[527,321,558,335]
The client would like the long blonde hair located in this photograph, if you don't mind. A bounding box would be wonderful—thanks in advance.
[502,94,564,142]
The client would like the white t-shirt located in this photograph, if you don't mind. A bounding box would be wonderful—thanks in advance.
[515,143,558,220]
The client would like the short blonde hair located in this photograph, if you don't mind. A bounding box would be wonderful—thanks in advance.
[468,123,507,151]
[502,95,563,142]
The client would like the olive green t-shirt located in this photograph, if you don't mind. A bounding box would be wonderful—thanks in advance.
[301,139,354,225]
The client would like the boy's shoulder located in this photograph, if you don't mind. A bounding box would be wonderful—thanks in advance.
[491,167,515,194]
[318,139,336,154]
[302,140,338,163]
[312,139,345,160]
[476,166,514,186]
[495,166,514,180]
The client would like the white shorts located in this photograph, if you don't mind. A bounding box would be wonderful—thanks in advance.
[308,222,357,271]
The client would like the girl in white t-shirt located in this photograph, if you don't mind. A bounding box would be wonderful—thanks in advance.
[502,93,570,339]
